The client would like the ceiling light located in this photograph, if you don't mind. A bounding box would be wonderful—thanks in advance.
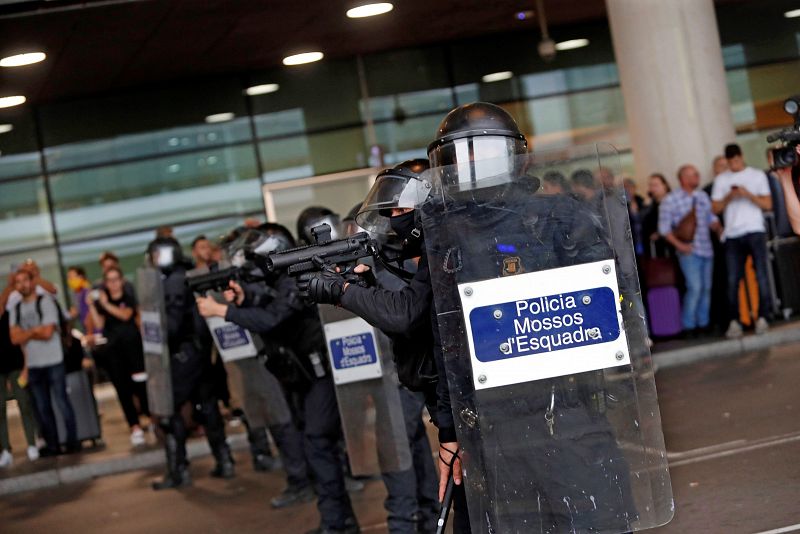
[205,112,235,123]
[0,52,46,67]
[555,38,589,51]
[282,52,324,66]
[482,71,513,83]
[245,83,280,96]
[0,96,26,108]
[515,10,534,20]
[785,9,800,18]
[346,3,393,18]
[0,124,12,134]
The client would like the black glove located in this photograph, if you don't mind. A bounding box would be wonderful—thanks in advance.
[306,270,346,305]
[344,266,376,288]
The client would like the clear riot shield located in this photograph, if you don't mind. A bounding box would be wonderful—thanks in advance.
[420,145,673,533]
[136,267,173,417]
[186,267,292,428]
[318,304,412,476]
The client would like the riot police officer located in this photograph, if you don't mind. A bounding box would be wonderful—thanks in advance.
[418,102,641,532]
[196,224,359,534]
[147,237,234,490]
[302,159,469,532]
[297,206,342,245]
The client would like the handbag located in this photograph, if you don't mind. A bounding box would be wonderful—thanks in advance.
[673,198,697,243]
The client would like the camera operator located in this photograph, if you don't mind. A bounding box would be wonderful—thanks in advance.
[195,223,359,534]
[773,146,800,235]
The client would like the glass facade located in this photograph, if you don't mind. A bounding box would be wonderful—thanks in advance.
[0,1,796,301]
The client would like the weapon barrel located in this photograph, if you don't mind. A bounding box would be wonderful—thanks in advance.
[265,232,372,272]
[185,266,240,293]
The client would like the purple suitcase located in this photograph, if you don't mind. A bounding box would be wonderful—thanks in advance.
[647,286,682,337]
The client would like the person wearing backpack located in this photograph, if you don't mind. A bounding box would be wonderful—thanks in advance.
[0,271,40,467]
[9,268,79,456]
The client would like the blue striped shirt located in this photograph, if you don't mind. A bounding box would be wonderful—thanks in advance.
[658,188,716,258]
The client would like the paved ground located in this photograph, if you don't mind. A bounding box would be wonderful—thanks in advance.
[1,340,800,533]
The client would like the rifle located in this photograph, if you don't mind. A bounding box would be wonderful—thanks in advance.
[185,265,264,294]
[256,223,379,277]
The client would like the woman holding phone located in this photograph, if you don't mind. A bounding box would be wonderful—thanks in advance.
[87,267,150,446]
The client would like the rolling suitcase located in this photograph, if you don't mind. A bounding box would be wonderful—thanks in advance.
[646,286,682,337]
[643,242,682,337]
[53,369,102,447]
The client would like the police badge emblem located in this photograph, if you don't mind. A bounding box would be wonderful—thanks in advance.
[502,256,522,276]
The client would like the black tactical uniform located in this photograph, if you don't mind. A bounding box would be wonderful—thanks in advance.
[223,227,359,534]
[420,102,638,532]
[149,238,234,490]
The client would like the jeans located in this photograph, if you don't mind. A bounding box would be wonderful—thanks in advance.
[28,363,77,450]
[677,253,713,330]
[0,370,38,450]
[724,232,772,321]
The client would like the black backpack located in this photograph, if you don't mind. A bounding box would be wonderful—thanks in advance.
[15,295,84,373]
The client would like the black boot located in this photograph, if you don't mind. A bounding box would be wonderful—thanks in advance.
[210,441,235,479]
[248,426,278,472]
[152,434,192,490]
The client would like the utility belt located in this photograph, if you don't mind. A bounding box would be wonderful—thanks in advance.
[261,343,328,391]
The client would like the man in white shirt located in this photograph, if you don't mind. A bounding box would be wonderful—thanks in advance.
[711,144,773,338]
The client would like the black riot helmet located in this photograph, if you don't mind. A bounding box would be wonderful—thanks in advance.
[427,102,528,188]
[342,203,366,238]
[296,206,341,245]
[224,223,295,277]
[146,236,184,271]
[356,158,431,236]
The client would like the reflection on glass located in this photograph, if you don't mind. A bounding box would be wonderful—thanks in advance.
[264,170,375,237]
[259,127,368,183]
[44,118,253,171]
[49,145,260,242]
[0,178,54,252]
[59,215,262,283]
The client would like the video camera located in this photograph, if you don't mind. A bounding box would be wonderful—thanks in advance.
[767,95,800,169]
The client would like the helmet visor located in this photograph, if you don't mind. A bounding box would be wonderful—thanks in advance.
[356,174,431,235]
[429,136,528,188]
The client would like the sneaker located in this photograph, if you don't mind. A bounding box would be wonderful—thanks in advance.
[130,428,146,447]
[0,449,12,468]
[270,484,316,509]
[755,317,769,335]
[27,446,40,461]
[725,320,743,339]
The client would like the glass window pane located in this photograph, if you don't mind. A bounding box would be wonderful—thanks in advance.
[263,169,376,236]
[59,215,262,284]
[259,127,368,183]
[0,108,42,180]
[0,178,54,252]
[44,118,252,172]
[49,145,261,242]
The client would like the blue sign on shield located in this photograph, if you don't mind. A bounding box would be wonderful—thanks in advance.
[329,333,379,370]
[469,286,620,363]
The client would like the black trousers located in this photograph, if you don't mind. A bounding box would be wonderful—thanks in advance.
[103,337,149,428]
[381,387,440,533]
[288,376,356,530]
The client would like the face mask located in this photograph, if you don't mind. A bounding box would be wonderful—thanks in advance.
[389,210,417,240]
[67,278,85,292]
